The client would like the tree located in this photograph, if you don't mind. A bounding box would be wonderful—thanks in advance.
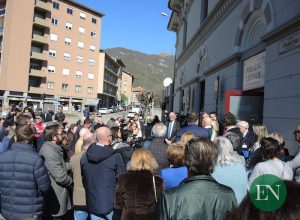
[121,93,128,106]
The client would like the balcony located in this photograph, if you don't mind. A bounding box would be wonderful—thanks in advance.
[0,8,5,17]
[29,84,45,94]
[33,16,49,28]
[32,34,48,45]
[29,68,46,78]
[34,0,51,12]
[30,51,47,61]
[169,0,183,12]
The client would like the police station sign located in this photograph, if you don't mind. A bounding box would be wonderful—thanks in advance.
[243,51,265,91]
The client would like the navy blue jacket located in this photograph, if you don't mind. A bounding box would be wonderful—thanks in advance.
[81,144,126,216]
[0,143,50,220]
[176,124,209,141]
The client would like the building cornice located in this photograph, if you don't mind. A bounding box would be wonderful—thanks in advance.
[175,0,241,71]
[64,0,105,17]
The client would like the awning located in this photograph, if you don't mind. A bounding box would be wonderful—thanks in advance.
[85,98,99,106]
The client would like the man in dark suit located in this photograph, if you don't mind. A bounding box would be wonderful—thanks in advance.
[165,112,181,145]
[44,108,54,122]
[176,113,209,142]
[238,121,255,150]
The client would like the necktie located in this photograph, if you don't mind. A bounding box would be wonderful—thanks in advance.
[168,121,173,139]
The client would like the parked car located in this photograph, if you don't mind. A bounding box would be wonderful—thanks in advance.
[110,106,118,113]
[127,111,136,118]
[99,108,111,114]
[118,106,124,111]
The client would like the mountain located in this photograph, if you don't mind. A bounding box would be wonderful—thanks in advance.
[105,47,175,91]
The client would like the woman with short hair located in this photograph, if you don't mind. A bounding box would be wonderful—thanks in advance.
[114,148,163,220]
[212,137,247,204]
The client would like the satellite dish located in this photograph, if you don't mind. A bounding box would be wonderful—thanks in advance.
[163,77,173,87]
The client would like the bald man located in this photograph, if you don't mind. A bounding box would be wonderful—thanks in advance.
[165,112,181,145]
[80,127,125,219]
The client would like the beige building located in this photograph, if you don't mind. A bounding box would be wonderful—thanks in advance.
[121,70,134,105]
[0,0,103,112]
[97,51,124,108]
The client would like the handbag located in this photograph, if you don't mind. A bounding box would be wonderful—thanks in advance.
[152,175,157,202]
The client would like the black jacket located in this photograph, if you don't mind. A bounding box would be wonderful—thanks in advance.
[165,120,181,143]
[148,137,169,171]
[0,143,50,220]
[80,144,126,216]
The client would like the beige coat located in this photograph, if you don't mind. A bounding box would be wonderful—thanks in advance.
[75,137,83,154]
[70,151,86,206]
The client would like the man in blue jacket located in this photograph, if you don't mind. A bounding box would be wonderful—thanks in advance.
[0,124,50,220]
[81,127,126,220]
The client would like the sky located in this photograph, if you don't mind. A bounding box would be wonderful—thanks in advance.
[75,0,175,55]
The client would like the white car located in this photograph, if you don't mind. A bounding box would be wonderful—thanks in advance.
[127,111,136,118]
[99,108,111,114]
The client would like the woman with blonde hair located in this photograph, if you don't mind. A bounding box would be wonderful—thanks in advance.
[114,148,163,220]
[178,132,194,146]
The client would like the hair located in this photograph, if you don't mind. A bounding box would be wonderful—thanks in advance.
[15,114,31,127]
[5,126,15,137]
[151,123,167,138]
[260,137,280,160]
[230,181,300,220]
[187,113,199,124]
[209,111,218,117]
[35,112,44,122]
[185,137,218,176]
[110,126,120,141]
[84,118,93,125]
[129,148,158,172]
[167,143,185,166]
[3,116,14,127]
[221,112,237,127]
[15,124,34,143]
[253,124,268,142]
[67,124,77,133]
[237,120,249,129]
[215,137,242,166]
[121,129,133,142]
[268,132,284,146]
[44,124,60,141]
[223,131,241,151]
[179,132,194,146]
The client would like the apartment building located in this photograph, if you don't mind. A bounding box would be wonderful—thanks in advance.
[98,51,125,108]
[121,70,134,105]
[0,0,103,112]
[168,0,300,153]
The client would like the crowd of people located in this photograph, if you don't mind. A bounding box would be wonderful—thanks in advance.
[0,105,300,220]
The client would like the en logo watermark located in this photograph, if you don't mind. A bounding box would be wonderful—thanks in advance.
[249,174,287,212]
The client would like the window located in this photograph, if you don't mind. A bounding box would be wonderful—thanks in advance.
[53,2,59,9]
[87,87,93,94]
[49,49,56,57]
[48,65,55,73]
[88,73,94,80]
[75,85,81,93]
[91,31,96,38]
[50,33,58,41]
[80,12,86,19]
[92,17,97,24]
[51,18,59,25]
[75,71,82,78]
[67,8,73,15]
[65,22,72,30]
[62,83,69,91]
[77,56,83,63]
[63,68,70,75]
[78,41,84,48]
[64,38,71,45]
[30,63,40,70]
[47,82,54,90]
[64,53,71,61]
[89,45,96,52]
[89,59,95,66]
[79,26,85,34]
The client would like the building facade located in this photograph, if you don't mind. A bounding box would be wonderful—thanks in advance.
[121,70,134,106]
[0,0,103,112]
[97,51,124,108]
[168,0,300,153]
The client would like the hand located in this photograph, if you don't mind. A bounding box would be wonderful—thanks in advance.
[165,139,172,145]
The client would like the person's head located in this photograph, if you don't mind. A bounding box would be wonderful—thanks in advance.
[128,148,158,172]
[253,124,268,142]
[167,143,185,166]
[96,127,112,145]
[238,121,249,134]
[223,132,241,151]
[230,181,300,220]
[134,113,140,121]
[82,133,95,150]
[179,132,194,146]
[110,126,121,140]
[214,136,240,166]
[44,123,62,145]
[80,116,86,125]
[221,112,237,128]
[35,113,44,124]
[201,112,209,119]
[187,113,199,125]
[268,132,285,147]
[294,124,300,143]
[57,107,62,113]
[83,118,92,129]
[169,112,177,121]
[209,112,218,121]
[185,137,218,176]
[260,137,280,160]
[79,127,90,138]
[151,122,167,138]
[201,115,212,127]
[68,124,78,134]
[121,129,133,142]
[15,124,34,144]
